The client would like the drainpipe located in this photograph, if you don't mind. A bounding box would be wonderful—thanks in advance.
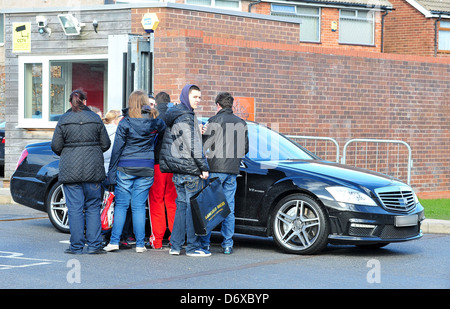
[434,14,442,57]
[248,0,262,13]
[381,10,389,53]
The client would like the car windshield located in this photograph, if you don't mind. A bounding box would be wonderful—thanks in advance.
[247,122,316,161]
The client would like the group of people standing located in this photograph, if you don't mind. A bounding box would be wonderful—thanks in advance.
[51,84,248,257]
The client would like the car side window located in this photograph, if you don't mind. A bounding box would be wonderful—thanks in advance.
[247,123,314,161]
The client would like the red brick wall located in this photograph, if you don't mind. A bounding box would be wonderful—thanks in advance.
[384,0,450,57]
[133,7,450,196]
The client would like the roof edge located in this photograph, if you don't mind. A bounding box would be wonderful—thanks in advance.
[405,0,450,18]
[1,2,302,24]
[283,0,393,10]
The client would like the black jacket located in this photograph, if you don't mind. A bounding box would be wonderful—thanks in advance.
[51,105,111,184]
[203,108,249,175]
[159,104,209,175]
[154,102,173,164]
[156,102,173,123]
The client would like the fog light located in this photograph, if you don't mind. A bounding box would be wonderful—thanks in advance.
[351,223,376,229]
[349,223,377,237]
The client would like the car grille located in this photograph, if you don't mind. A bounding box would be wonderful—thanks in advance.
[379,225,420,239]
[375,187,416,212]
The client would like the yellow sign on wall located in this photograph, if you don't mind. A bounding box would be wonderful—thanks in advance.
[13,22,31,53]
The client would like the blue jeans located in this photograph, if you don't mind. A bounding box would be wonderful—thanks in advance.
[109,170,153,248]
[171,174,204,253]
[63,182,103,253]
[200,173,237,248]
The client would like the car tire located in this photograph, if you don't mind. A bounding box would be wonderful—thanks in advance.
[46,182,70,233]
[272,194,329,255]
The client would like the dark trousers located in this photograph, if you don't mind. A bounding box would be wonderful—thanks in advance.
[63,182,103,253]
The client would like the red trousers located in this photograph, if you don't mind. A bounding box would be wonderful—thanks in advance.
[148,164,177,248]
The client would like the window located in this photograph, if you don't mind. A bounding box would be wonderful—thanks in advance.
[339,9,374,45]
[185,0,240,10]
[271,4,320,43]
[18,55,108,128]
[24,63,43,119]
[439,20,450,51]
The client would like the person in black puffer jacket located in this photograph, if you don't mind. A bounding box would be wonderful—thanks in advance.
[159,84,210,257]
[159,87,209,177]
[51,89,111,255]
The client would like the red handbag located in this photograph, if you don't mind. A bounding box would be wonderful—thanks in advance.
[100,191,115,231]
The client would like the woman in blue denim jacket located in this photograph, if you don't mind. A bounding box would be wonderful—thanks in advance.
[104,90,166,253]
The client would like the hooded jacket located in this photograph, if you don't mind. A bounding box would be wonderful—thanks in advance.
[107,108,166,185]
[51,105,111,184]
[159,85,209,175]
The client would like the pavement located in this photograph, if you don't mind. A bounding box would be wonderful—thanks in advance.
[0,187,448,234]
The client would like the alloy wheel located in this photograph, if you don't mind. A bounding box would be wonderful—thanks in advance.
[272,194,328,254]
[47,183,70,233]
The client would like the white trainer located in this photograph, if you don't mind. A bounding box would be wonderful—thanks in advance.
[136,247,147,253]
[186,249,211,257]
[103,243,119,252]
[169,248,180,255]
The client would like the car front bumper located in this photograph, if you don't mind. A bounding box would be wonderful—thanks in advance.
[324,200,425,245]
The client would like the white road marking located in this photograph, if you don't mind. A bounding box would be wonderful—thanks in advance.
[0,251,63,270]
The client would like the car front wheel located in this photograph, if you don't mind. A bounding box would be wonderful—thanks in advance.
[46,182,70,233]
[272,194,329,254]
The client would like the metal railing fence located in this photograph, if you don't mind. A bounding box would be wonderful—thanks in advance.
[287,136,412,185]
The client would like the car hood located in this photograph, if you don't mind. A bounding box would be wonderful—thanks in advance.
[269,160,404,191]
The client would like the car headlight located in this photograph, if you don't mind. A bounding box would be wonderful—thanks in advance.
[325,186,378,206]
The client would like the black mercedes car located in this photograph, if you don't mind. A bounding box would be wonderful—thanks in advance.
[10,120,424,254]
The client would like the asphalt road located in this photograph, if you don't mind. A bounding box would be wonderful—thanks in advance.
[0,203,449,296]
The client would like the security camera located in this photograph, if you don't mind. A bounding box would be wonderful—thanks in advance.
[36,15,51,36]
[36,16,47,28]
[93,20,98,33]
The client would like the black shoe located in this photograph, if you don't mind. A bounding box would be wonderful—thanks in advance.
[119,241,132,249]
[64,248,82,255]
[87,249,107,255]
